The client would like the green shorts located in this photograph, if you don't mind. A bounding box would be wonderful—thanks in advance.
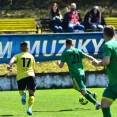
[102,84,117,103]
[72,75,86,91]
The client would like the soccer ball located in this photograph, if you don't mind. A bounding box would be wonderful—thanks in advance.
[79,96,88,105]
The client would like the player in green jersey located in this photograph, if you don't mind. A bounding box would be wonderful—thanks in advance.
[7,42,36,115]
[92,25,117,117]
[57,38,100,109]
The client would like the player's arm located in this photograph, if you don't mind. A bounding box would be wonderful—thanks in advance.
[7,56,17,70]
[85,54,110,66]
[84,54,97,61]
[33,58,36,73]
[78,49,98,62]
[100,56,110,66]
[92,44,111,66]
[32,56,35,70]
[93,56,110,66]
[57,52,65,68]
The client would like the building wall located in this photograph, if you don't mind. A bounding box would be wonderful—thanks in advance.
[0,71,108,90]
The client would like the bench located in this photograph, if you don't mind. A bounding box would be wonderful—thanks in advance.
[85,17,117,31]
[40,17,117,33]
[39,18,51,33]
[39,18,68,33]
[104,17,117,30]
[0,18,38,33]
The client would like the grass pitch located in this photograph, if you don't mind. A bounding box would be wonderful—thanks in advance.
[0,88,117,117]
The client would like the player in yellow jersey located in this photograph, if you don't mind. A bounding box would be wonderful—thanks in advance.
[7,42,36,115]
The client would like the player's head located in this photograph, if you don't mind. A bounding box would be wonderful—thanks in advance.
[20,42,28,52]
[103,25,115,41]
[65,38,73,48]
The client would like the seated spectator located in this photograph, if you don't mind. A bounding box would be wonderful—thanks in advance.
[49,3,63,33]
[84,6,105,32]
[62,3,84,32]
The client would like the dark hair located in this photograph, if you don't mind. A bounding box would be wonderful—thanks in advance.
[50,3,60,17]
[104,25,115,38]
[66,38,73,45]
[90,8,100,18]
[20,42,28,48]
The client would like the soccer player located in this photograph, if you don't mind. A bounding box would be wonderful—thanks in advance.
[57,38,100,109]
[92,25,117,117]
[7,42,36,115]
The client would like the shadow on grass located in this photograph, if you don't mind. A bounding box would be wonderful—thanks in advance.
[75,107,91,110]
[33,108,91,113]
[60,108,91,111]
[33,109,73,113]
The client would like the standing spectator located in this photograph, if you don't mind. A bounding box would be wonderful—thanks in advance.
[62,3,84,32]
[49,3,63,33]
[88,6,104,32]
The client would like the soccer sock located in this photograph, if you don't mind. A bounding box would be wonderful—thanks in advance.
[28,96,35,108]
[102,107,112,117]
[86,90,96,98]
[84,93,97,105]
[86,90,92,94]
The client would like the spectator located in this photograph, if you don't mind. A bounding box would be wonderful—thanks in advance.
[84,6,105,32]
[62,3,84,32]
[49,3,63,33]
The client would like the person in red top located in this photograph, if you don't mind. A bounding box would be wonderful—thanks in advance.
[63,3,84,32]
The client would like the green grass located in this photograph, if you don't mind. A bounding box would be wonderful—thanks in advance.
[0,88,117,117]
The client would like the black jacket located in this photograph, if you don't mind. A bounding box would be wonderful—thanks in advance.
[83,11,106,29]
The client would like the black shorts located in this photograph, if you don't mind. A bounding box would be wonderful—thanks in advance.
[17,76,36,91]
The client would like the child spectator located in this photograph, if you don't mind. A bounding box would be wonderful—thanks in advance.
[49,3,63,33]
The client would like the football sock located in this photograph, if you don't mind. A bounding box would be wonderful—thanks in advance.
[28,96,35,108]
[86,90,92,94]
[102,107,112,117]
[84,93,96,105]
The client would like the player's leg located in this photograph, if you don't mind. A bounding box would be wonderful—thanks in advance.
[17,78,27,105]
[101,85,116,117]
[26,76,36,115]
[73,75,96,99]
[101,99,112,117]
[73,84,95,97]
[72,76,100,109]
[82,76,97,100]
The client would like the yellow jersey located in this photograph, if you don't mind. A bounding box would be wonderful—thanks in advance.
[13,52,35,81]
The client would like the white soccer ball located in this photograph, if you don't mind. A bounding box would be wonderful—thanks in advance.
[79,96,88,105]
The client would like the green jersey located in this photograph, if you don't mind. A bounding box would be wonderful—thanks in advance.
[61,47,85,78]
[103,39,117,86]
